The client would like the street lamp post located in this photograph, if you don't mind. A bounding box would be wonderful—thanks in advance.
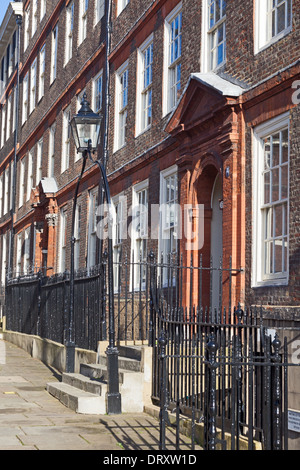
[69,93,121,414]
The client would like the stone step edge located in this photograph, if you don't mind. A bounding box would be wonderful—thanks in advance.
[80,363,143,383]
[62,372,107,395]
[46,381,106,415]
[97,355,141,372]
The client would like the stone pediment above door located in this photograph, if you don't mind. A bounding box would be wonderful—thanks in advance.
[165,72,245,138]
[31,177,58,208]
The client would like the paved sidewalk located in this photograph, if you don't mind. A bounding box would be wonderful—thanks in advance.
[0,338,199,451]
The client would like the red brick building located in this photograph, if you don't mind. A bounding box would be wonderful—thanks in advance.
[0,0,298,324]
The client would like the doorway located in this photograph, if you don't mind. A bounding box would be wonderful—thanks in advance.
[210,174,223,312]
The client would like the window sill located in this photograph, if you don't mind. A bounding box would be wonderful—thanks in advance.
[64,59,71,68]
[210,60,226,74]
[254,27,292,55]
[113,142,126,154]
[135,125,151,139]
[251,277,289,289]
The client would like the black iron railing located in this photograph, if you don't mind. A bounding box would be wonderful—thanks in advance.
[4,252,300,450]
[147,255,299,451]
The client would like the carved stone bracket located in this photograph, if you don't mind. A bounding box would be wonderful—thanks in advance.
[45,213,58,227]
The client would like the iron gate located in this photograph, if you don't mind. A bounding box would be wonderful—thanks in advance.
[148,255,298,450]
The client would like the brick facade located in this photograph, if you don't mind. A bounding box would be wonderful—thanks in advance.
[0,0,298,321]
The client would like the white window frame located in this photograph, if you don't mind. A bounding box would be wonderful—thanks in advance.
[201,0,226,72]
[111,192,126,293]
[24,227,31,273]
[19,159,25,208]
[6,92,12,141]
[50,24,58,84]
[61,106,71,172]
[24,6,30,51]
[163,3,182,116]
[114,61,128,152]
[40,0,46,21]
[65,2,74,65]
[252,112,290,287]
[3,167,9,215]
[22,73,29,125]
[117,0,129,16]
[48,123,56,177]
[12,87,16,132]
[75,89,87,162]
[16,233,22,274]
[27,150,33,201]
[136,35,153,136]
[59,207,68,273]
[38,44,46,101]
[32,0,38,37]
[87,188,98,270]
[131,180,149,290]
[74,204,81,271]
[79,0,89,45]
[159,165,179,271]
[1,233,7,284]
[93,70,103,114]
[36,138,43,185]
[95,0,105,25]
[30,59,37,114]
[9,162,13,211]
[8,39,13,78]
[254,0,292,54]
[1,104,6,147]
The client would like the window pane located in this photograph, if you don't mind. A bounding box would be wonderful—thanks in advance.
[281,164,288,199]
[283,203,287,236]
[221,0,226,17]
[215,0,221,22]
[277,3,286,33]
[264,137,271,169]
[274,239,283,272]
[209,3,214,28]
[265,207,273,239]
[272,9,276,36]
[264,171,270,204]
[281,128,289,163]
[272,133,280,167]
[283,238,288,271]
[271,168,279,202]
[287,0,292,26]
[274,203,283,237]
[217,42,224,65]
[264,240,273,275]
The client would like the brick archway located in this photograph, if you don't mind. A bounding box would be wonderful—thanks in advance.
[187,154,222,309]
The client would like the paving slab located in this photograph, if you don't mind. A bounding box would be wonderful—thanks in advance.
[0,339,201,451]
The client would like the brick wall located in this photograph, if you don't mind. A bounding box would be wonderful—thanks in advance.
[0,0,298,313]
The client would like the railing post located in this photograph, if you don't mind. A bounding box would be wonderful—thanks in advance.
[207,333,218,450]
[36,270,43,337]
[100,250,108,341]
[159,328,168,451]
[148,251,155,347]
[272,334,282,450]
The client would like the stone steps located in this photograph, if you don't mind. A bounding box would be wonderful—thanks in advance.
[47,381,107,414]
[47,345,146,415]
